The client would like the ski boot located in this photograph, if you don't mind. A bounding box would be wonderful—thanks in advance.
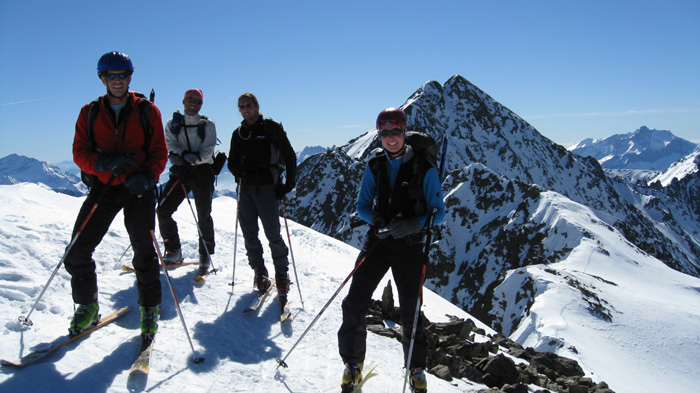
[340,362,363,392]
[69,301,100,336]
[254,267,271,294]
[140,305,160,341]
[163,248,182,266]
[276,271,291,306]
[197,253,211,276]
[409,368,427,393]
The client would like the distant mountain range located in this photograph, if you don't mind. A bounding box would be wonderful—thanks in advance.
[569,125,698,171]
[0,154,84,196]
[297,145,328,164]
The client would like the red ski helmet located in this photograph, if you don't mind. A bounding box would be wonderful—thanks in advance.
[376,108,407,130]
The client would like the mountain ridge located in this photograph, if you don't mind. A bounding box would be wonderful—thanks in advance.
[0,154,84,196]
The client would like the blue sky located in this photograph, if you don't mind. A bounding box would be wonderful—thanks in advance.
[1,0,698,163]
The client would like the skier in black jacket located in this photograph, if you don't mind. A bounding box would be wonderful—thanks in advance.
[227,92,296,300]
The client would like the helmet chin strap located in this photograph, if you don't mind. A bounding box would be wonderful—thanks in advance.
[387,143,407,158]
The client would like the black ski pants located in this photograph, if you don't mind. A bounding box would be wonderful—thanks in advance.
[64,182,161,307]
[338,234,428,369]
[157,164,215,255]
[238,183,289,276]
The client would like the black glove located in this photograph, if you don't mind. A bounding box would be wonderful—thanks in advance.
[275,183,293,199]
[229,164,244,178]
[169,153,184,166]
[375,217,422,239]
[95,154,137,175]
[169,165,185,179]
[183,151,200,165]
[371,212,387,229]
[171,111,184,134]
[124,171,155,196]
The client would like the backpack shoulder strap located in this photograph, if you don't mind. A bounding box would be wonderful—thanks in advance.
[197,115,208,141]
[136,98,153,156]
[261,118,280,147]
[86,98,101,151]
[408,149,435,201]
[368,150,387,179]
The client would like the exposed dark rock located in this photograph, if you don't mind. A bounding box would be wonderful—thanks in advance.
[364,283,616,393]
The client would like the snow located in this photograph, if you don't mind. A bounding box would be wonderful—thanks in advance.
[507,192,700,393]
[343,131,376,160]
[0,183,491,392]
[652,147,700,187]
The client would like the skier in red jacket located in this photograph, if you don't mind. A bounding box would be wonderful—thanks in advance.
[66,51,167,341]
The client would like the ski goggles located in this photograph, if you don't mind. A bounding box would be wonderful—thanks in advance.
[103,71,132,80]
[378,128,405,137]
[186,97,202,105]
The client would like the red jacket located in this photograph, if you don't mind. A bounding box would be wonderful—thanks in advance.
[73,92,167,185]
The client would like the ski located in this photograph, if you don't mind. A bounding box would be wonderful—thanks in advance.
[280,295,292,322]
[193,268,209,284]
[244,279,276,312]
[280,306,292,322]
[122,261,198,272]
[1,306,132,367]
[130,337,155,374]
[341,362,378,393]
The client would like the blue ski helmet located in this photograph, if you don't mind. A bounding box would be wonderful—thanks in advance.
[97,51,133,77]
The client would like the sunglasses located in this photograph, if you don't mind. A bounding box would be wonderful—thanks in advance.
[238,103,254,110]
[378,128,404,137]
[103,71,131,80]
[186,97,202,105]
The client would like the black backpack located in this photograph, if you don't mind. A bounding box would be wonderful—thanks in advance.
[404,131,438,200]
[80,93,154,187]
[405,131,437,167]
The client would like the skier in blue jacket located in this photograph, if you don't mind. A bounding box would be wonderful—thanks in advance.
[338,108,445,393]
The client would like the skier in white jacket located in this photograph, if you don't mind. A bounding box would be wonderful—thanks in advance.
[157,89,217,276]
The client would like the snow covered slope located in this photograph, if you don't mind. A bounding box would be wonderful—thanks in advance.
[0,183,494,392]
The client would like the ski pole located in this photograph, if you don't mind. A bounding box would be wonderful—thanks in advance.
[150,229,204,364]
[228,179,241,287]
[180,182,217,274]
[18,174,116,327]
[116,244,132,263]
[280,200,304,308]
[138,187,203,364]
[275,240,379,368]
[158,178,181,206]
[123,179,178,266]
[403,136,448,392]
[402,210,436,393]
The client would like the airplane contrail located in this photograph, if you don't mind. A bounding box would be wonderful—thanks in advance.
[1,96,67,106]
